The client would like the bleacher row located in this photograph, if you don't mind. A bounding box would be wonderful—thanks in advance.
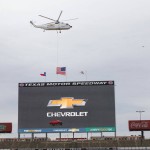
[0,138,48,142]
[0,140,150,149]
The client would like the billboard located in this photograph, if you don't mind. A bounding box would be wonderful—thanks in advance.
[0,123,12,133]
[18,81,116,133]
[129,120,150,131]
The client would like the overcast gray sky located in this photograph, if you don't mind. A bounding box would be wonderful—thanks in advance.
[0,0,150,139]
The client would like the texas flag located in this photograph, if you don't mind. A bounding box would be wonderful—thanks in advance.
[40,72,46,76]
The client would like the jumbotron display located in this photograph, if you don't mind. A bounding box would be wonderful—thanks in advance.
[18,81,116,133]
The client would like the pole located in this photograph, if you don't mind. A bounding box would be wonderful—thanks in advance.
[73,132,74,141]
[136,110,145,121]
[87,132,88,140]
[59,132,61,141]
[84,71,87,81]
[101,132,103,137]
[136,110,145,145]
[46,133,48,141]
[18,133,20,139]
[31,133,34,141]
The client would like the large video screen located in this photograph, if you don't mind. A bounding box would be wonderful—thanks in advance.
[18,81,116,133]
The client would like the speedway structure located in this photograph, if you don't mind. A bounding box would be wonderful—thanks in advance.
[18,81,116,139]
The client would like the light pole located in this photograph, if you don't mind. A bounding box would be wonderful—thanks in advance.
[136,110,145,141]
[136,110,145,120]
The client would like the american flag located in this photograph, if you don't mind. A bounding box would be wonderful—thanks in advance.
[56,67,66,75]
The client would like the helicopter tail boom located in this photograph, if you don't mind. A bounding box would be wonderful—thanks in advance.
[30,21,37,28]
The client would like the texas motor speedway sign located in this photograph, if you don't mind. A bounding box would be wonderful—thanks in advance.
[18,81,116,133]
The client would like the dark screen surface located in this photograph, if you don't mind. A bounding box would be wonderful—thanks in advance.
[18,81,116,133]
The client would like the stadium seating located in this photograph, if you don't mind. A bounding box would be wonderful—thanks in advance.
[0,139,150,149]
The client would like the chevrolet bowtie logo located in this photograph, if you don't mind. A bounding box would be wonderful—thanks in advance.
[47,97,87,109]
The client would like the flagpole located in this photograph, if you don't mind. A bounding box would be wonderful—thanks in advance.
[80,70,87,81]
[56,32,59,82]
[85,71,87,81]
[65,67,67,82]
[56,32,59,67]
[40,72,46,82]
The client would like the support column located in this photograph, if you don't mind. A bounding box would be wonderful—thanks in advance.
[59,132,61,141]
[18,133,20,139]
[114,131,116,138]
[101,132,103,137]
[46,133,48,141]
[141,131,144,139]
[140,131,144,146]
[87,132,88,140]
[31,133,34,141]
[73,132,75,141]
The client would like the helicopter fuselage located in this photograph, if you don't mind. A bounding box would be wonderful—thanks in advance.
[31,21,72,31]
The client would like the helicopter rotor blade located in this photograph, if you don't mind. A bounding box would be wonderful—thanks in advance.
[39,15,56,21]
[61,18,78,21]
[57,10,63,22]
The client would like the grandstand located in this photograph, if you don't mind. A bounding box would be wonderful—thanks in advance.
[0,137,150,149]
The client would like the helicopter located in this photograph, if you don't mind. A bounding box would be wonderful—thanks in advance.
[30,11,77,33]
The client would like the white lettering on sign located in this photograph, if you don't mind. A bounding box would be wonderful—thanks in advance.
[47,112,88,117]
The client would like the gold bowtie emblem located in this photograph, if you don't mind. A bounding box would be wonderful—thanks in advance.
[47,97,86,109]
